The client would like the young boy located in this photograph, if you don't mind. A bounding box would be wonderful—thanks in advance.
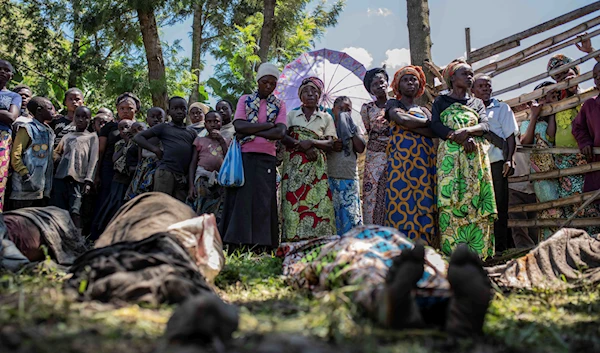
[52,106,99,229]
[187,111,229,217]
[0,59,21,211]
[327,96,365,234]
[13,84,32,120]
[134,97,197,202]
[51,87,84,148]
[125,107,165,200]
[10,96,55,209]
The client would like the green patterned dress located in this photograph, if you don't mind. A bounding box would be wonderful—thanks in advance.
[437,103,497,259]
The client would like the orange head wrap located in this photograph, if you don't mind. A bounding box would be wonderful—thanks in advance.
[392,65,426,99]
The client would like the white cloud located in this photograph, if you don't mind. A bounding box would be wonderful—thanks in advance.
[367,8,392,17]
[342,47,373,68]
[382,48,411,71]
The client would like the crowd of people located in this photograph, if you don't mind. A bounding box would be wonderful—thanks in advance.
[0,39,599,260]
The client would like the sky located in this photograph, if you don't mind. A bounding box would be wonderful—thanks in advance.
[162,0,598,104]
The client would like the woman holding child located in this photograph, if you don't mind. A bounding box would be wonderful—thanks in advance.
[219,63,287,251]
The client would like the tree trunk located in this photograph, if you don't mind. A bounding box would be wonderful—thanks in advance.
[137,7,168,111]
[406,0,433,105]
[189,2,204,104]
[68,0,82,88]
[257,0,276,64]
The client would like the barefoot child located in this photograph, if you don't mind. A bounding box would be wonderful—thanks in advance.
[327,96,366,234]
[187,111,229,217]
[134,97,197,201]
[52,106,99,229]
[51,87,84,148]
[125,107,165,200]
[0,59,21,211]
[10,96,55,209]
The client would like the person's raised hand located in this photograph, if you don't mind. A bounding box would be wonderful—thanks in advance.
[529,101,543,120]
[576,35,594,54]
[209,130,223,141]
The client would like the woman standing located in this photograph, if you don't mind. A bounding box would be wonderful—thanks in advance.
[219,63,287,251]
[188,102,209,135]
[431,60,496,259]
[360,68,390,226]
[281,77,336,240]
[520,82,562,240]
[385,66,437,246]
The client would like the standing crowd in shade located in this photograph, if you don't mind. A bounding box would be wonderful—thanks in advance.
[1,37,600,259]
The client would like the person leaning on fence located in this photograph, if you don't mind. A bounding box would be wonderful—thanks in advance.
[548,54,600,233]
[472,74,519,252]
[219,63,287,252]
[572,62,600,199]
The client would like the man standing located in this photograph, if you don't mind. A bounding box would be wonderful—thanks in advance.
[472,74,519,253]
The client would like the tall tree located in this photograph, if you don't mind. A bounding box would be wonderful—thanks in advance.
[257,0,276,64]
[406,0,433,104]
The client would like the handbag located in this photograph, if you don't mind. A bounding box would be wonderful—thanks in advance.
[217,139,245,187]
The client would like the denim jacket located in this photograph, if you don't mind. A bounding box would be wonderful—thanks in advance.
[11,119,55,200]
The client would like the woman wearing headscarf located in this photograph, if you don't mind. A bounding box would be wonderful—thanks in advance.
[431,60,496,259]
[361,68,390,226]
[281,77,336,241]
[188,102,210,135]
[219,63,287,251]
[384,65,437,246]
[547,54,600,230]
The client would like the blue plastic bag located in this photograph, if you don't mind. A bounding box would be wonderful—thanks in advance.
[218,139,245,187]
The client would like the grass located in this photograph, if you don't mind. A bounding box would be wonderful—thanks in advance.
[1,253,599,353]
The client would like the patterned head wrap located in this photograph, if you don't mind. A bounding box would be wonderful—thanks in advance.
[115,92,141,112]
[363,68,389,94]
[442,60,471,89]
[547,54,579,75]
[391,65,426,99]
[188,102,209,114]
[298,77,325,98]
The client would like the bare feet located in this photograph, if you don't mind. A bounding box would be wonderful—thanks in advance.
[445,244,492,338]
[382,243,426,329]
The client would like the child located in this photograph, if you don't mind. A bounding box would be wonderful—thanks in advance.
[94,119,135,235]
[187,111,229,217]
[52,106,99,229]
[12,84,32,120]
[0,59,21,211]
[327,96,365,234]
[51,87,84,148]
[125,107,165,200]
[188,102,209,135]
[10,96,55,209]
[91,114,112,134]
[134,97,197,202]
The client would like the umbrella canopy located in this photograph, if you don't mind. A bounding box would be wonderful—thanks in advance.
[274,48,372,129]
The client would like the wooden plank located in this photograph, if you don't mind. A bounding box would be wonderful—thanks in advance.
[469,41,520,64]
[508,160,600,183]
[476,16,600,74]
[514,88,599,122]
[465,27,471,62]
[491,29,600,78]
[516,146,600,154]
[493,49,600,97]
[508,217,600,228]
[504,71,593,107]
[469,1,600,63]
[508,190,598,213]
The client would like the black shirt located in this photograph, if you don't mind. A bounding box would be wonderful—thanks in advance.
[50,115,76,148]
[430,95,489,140]
[99,121,121,165]
[151,122,197,175]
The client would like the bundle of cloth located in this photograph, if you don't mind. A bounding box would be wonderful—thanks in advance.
[0,206,87,271]
[66,192,225,305]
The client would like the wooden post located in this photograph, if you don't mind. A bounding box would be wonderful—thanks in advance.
[508,160,600,183]
[476,16,600,74]
[465,27,471,61]
[407,0,434,104]
[493,49,600,97]
[508,190,599,213]
[513,88,599,122]
[469,1,600,63]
